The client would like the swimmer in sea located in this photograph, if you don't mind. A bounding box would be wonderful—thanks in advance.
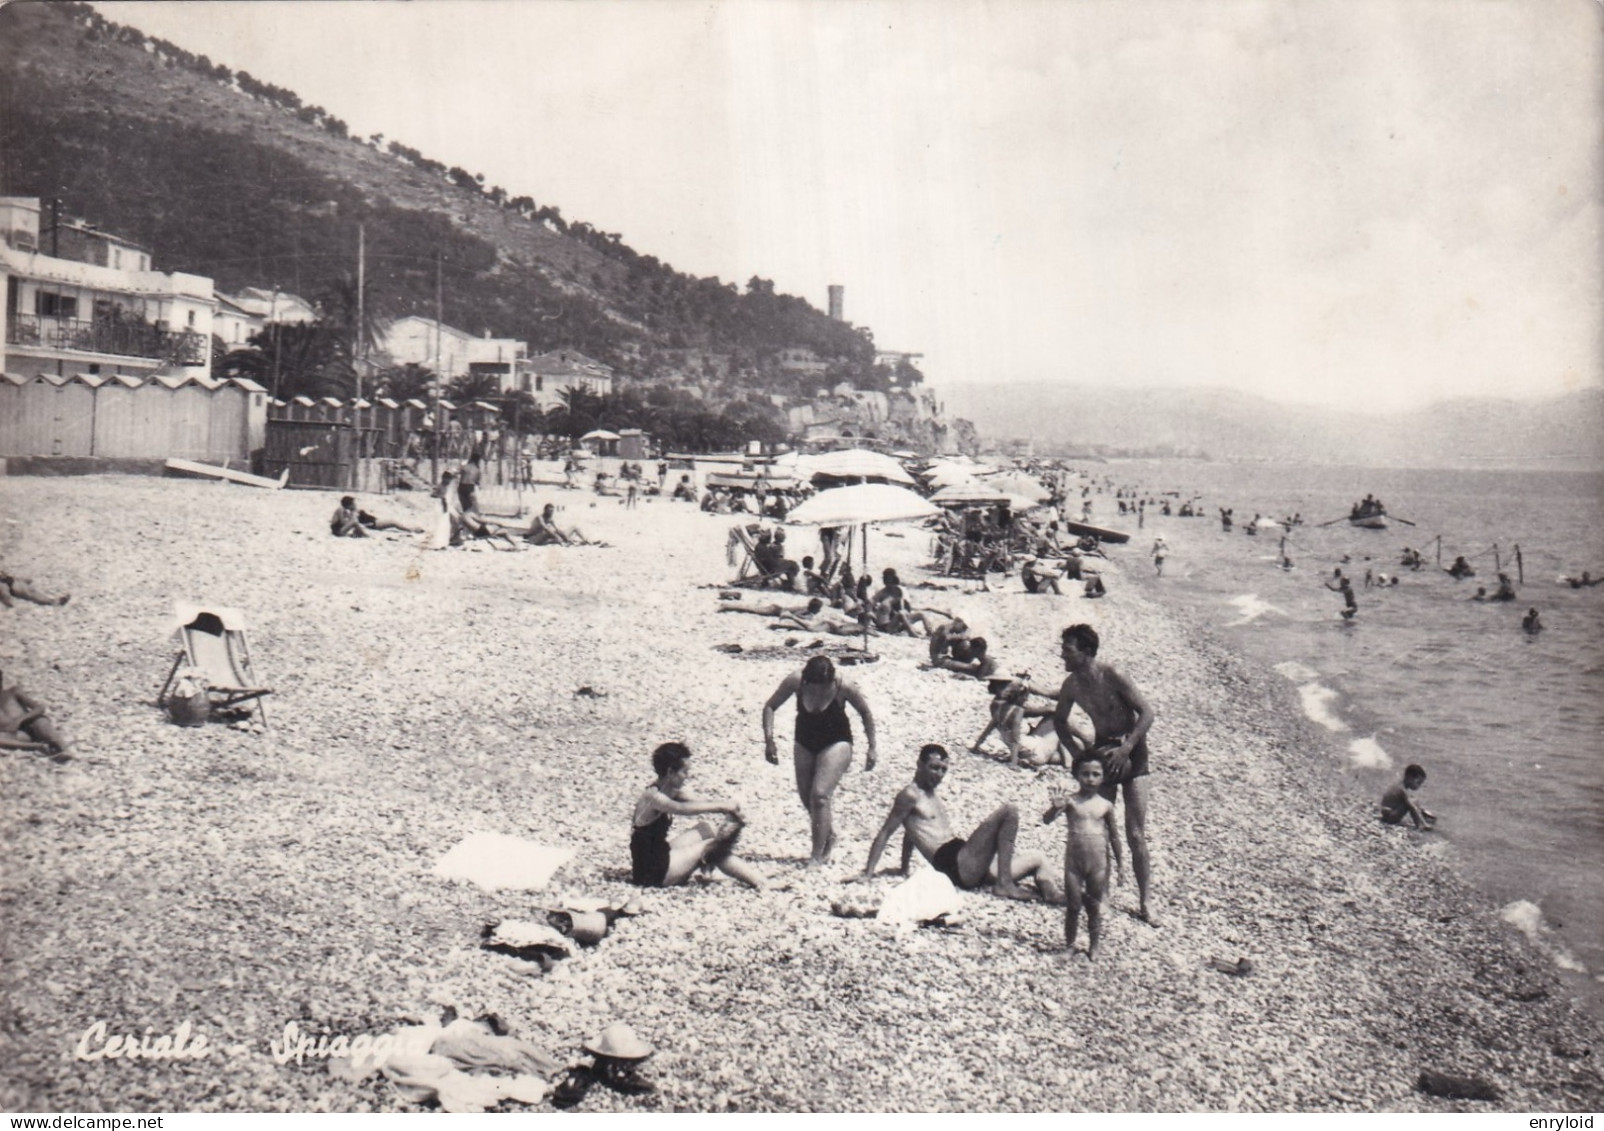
[1522,608,1543,634]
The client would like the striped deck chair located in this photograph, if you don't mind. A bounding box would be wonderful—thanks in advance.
[158,603,272,726]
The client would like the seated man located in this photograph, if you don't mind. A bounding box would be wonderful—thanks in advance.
[856,744,1061,902]
[0,568,70,608]
[1021,558,1063,594]
[926,617,971,666]
[0,679,70,761]
[751,531,800,589]
[671,475,697,502]
[525,503,596,546]
[972,676,1061,766]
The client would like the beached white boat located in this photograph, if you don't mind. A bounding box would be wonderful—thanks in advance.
[1349,513,1388,530]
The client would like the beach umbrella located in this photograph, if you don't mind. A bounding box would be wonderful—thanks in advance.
[807,448,917,485]
[930,483,1012,506]
[580,429,622,442]
[981,471,1052,501]
[786,483,938,526]
[787,483,938,652]
[922,466,982,490]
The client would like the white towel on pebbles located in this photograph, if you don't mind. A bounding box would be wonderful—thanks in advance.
[433,833,573,892]
[876,870,963,931]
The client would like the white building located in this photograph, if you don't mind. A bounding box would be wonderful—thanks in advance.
[1,196,213,380]
[378,315,527,391]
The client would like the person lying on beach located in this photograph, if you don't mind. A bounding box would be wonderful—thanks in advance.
[757,598,876,636]
[718,596,813,618]
[855,743,1061,903]
[0,569,70,608]
[923,636,997,679]
[525,503,599,546]
[1380,764,1435,830]
[763,656,877,867]
[972,676,1062,767]
[1044,757,1123,958]
[1054,623,1157,926]
[329,496,423,537]
[631,742,767,889]
[0,680,70,761]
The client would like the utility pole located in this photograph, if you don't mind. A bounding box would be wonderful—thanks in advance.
[354,223,366,402]
[432,248,443,483]
[269,285,281,400]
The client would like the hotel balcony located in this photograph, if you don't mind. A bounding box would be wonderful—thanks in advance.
[6,312,208,367]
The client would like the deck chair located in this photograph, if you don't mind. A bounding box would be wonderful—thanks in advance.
[726,523,787,588]
[158,603,272,726]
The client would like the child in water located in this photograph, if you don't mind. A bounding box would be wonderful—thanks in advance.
[1044,757,1123,958]
[1380,764,1436,830]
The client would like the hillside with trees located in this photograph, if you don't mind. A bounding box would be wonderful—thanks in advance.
[0,2,944,449]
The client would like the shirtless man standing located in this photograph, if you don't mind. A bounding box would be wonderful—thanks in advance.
[857,744,1062,903]
[1054,623,1157,925]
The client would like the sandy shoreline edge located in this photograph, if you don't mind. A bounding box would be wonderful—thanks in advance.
[1,474,1599,1113]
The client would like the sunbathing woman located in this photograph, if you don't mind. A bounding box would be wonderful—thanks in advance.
[630,742,766,889]
[0,568,70,608]
[762,655,877,866]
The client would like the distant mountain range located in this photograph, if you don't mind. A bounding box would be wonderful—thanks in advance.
[939,383,1604,470]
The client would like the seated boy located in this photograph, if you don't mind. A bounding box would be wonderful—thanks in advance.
[1381,764,1435,829]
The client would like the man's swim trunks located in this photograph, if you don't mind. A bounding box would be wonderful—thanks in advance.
[930,838,969,886]
[630,812,673,887]
[1074,735,1151,800]
[795,691,852,755]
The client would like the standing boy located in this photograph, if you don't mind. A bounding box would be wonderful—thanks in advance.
[1044,758,1122,957]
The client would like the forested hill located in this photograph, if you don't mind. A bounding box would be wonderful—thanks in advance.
[0,2,902,399]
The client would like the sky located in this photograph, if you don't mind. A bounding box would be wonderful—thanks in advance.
[100,0,1602,412]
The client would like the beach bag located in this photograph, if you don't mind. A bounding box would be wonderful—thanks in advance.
[166,671,211,727]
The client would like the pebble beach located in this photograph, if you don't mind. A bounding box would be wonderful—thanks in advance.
[1,472,1600,1114]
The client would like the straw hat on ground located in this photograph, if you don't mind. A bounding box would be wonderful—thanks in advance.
[585,1022,653,1061]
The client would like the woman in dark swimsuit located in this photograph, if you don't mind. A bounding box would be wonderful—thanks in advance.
[762,656,877,866]
[630,742,765,889]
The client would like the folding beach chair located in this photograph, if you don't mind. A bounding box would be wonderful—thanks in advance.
[726,524,787,589]
[157,603,272,726]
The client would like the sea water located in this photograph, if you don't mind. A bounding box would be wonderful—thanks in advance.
[1104,460,1604,1020]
